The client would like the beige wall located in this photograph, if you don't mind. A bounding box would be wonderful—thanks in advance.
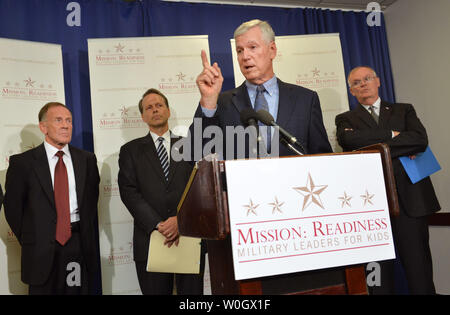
[385,0,450,294]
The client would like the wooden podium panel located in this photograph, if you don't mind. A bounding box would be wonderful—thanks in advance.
[178,144,399,295]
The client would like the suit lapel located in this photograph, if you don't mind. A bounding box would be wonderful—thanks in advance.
[378,101,393,129]
[142,133,167,185]
[69,145,86,209]
[355,104,379,128]
[167,135,181,186]
[32,144,55,208]
[231,82,252,114]
[276,79,295,127]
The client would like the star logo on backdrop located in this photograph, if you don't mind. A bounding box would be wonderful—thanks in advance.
[338,191,353,208]
[311,67,320,77]
[24,77,35,87]
[114,43,125,53]
[293,173,328,212]
[176,72,186,81]
[119,106,129,117]
[268,197,284,214]
[243,199,259,216]
[361,189,375,206]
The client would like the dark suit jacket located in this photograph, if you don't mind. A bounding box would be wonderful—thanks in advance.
[4,143,100,287]
[335,101,440,217]
[0,183,3,209]
[192,78,332,159]
[118,133,193,262]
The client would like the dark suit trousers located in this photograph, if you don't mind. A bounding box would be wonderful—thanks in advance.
[370,204,435,295]
[28,228,88,295]
[135,262,204,295]
[135,244,205,295]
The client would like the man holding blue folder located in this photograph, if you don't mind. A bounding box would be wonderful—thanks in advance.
[336,66,440,294]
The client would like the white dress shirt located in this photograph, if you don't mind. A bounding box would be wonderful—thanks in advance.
[43,141,79,223]
[361,97,381,116]
[361,97,395,138]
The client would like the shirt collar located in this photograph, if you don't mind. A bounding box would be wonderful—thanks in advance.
[361,97,381,110]
[150,129,171,145]
[245,75,277,97]
[44,140,70,160]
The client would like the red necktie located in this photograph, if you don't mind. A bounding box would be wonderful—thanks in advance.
[54,151,71,245]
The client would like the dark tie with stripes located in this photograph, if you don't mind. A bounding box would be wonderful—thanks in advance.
[157,137,169,181]
[368,105,379,124]
[254,85,271,152]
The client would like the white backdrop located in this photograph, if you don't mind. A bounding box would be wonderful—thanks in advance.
[231,33,349,152]
[88,35,210,294]
[0,38,66,294]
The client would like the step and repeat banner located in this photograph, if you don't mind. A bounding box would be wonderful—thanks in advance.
[0,38,66,294]
[87,36,209,294]
[231,33,349,152]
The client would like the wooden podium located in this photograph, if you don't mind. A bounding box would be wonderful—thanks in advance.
[178,143,399,295]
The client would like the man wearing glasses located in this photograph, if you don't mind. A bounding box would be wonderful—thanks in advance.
[335,66,440,294]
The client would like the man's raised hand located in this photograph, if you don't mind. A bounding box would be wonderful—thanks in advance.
[196,49,223,110]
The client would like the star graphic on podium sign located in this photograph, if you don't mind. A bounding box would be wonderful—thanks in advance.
[243,199,259,216]
[338,191,353,208]
[293,173,328,212]
[269,197,284,214]
[361,189,375,206]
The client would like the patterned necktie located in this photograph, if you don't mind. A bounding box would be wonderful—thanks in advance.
[156,137,169,181]
[368,105,379,124]
[54,151,71,246]
[254,85,271,152]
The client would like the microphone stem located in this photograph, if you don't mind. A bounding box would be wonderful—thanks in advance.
[285,141,304,156]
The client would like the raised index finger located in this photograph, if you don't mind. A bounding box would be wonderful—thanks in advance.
[201,49,210,68]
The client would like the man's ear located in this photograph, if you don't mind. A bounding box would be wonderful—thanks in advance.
[270,41,277,60]
[39,121,47,135]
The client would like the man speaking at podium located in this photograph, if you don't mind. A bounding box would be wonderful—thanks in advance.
[193,19,332,159]
[336,66,440,294]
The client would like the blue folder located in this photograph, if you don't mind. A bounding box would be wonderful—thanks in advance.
[399,146,441,184]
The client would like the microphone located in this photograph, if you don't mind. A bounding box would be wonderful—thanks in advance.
[240,108,259,127]
[240,108,263,157]
[256,109,307,155]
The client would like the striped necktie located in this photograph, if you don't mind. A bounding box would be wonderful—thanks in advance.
[368,105,379,124]
[254,85,271,152]
[156,137,169,181]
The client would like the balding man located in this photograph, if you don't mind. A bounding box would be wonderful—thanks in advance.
[336,66,440,295]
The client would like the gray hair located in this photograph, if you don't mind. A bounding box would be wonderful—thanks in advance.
[234,19,275,44]
[347,66,378,86]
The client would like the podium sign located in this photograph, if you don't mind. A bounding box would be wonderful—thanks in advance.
[225,153,396,281]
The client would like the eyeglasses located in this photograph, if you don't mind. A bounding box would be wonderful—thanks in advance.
[349,75,377,88]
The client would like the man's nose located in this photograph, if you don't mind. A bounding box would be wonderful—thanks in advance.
[241,49,250,60]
